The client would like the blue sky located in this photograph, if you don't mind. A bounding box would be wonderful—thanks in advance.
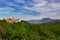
[0,0,60,20]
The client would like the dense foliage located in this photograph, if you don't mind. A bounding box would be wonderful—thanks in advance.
[0,20,60,40]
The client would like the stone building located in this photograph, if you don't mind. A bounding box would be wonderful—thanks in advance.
[5,18,21,23]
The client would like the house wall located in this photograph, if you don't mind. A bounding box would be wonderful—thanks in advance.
[5,18,21,23]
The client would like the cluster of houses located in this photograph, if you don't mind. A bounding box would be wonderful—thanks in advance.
[5,17,21,23]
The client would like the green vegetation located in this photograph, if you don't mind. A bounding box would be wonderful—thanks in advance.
[0,20,60,40]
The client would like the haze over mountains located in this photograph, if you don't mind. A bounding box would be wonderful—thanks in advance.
[28,18,60,24]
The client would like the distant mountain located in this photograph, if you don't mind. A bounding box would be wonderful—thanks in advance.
[28,18,60,24]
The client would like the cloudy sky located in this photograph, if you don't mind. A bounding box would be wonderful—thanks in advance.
[0,0,60,20]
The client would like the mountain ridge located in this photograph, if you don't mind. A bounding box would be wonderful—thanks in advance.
[28,18,60,24]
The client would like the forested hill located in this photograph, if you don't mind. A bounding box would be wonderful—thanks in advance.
[0,20,60,40]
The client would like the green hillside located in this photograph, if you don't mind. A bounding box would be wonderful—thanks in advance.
[0,20,60,40]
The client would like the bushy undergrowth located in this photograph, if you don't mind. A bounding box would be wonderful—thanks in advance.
[0,20,60,40]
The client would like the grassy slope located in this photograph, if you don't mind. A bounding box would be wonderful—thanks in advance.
[0,20,60,40]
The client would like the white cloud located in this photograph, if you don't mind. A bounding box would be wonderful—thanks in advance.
[0,7,14,14]
[32,0,48,7]
[23,0,60,20]
[6,2,19,7]
[0,7,14,10]
[33,1,47,7]
[48,3,60,9]
[33,0,46,3]
[15,0,25,3]
[24,12,60,20]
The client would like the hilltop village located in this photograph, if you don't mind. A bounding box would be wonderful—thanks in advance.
[5,17,21,23]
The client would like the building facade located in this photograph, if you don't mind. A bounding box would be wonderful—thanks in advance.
[5,18,21,23]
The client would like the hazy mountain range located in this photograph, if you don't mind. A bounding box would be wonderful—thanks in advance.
[28,18,60,24]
